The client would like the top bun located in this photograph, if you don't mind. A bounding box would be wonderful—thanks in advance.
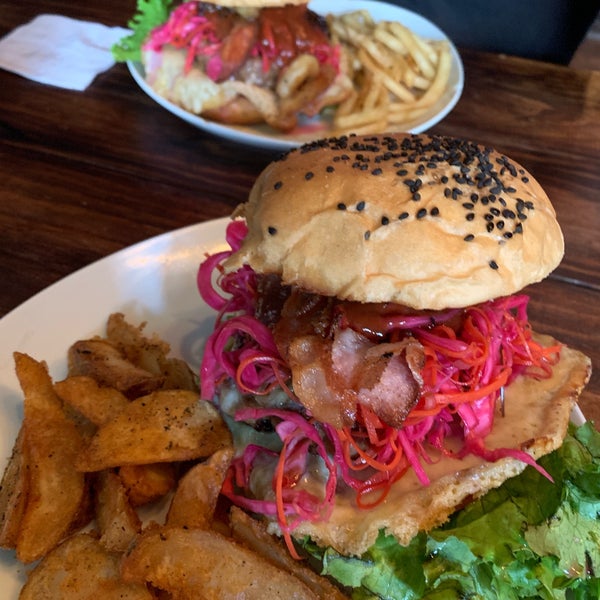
[227,134,564,310]
[202,0,308,6]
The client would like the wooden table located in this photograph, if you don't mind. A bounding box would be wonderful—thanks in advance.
[1,1,599,425]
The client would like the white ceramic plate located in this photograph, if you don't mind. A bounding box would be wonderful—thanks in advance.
[0,218,585,595]
[128,0,464,150]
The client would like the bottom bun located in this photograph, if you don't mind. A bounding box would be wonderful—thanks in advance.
[268,336,591,556]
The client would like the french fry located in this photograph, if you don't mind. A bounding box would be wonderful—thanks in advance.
[326,10,455,135]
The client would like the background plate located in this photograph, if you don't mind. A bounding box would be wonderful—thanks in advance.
[128,0,464,150]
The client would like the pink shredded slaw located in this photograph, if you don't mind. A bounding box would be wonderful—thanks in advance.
[198,221,561,540]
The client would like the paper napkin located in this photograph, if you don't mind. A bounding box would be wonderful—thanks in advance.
[0,14,130,91]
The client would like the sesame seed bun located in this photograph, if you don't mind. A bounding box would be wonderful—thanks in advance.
[201,0,308,6]
[227,134,565,310]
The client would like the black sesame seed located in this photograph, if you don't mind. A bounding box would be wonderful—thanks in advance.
[489,260,499,270]
[466,212,475,221]
[497,220,505,230]
[430,207,440,216]
[504,231,513,239]
[398,212,409,220]
[274,181,283,190]
[372,168,383,176]
[396,169,408,176]
[490,207,500,216]
[502,209,516,219]
[268,226,277,235]
[464,234,475,242]
[470,193,479,202]
[364,230,371,240]
[381,216,390,225]
[356,201,366,211]
[441,175,449,184]
[486,222,495,232]
[521,176,529,183]
[416,208,427,219]
[337,202,346,210]
[515,223,523,234]
[462,202,474,210]
[326,165,335,173]
[412,192,421,201]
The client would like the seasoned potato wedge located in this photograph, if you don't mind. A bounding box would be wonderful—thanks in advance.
[121,525,318,599]
[54,375,129,426]
[229,506,348,600]
[119,462,178,507]
[106,312,197,392]
[13,353,88,563]
[20,532,155,599]
[76,390,232,472]
[0,428,28,548]
[166,447,234,529]
[68,339,165,399]
[95,470,141,553]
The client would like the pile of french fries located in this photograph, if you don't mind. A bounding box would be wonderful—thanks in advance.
[328,10,453,134]
[0,314,346,599]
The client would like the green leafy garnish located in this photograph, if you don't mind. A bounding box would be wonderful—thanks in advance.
[303,422,600,599]
[111,0,174,62]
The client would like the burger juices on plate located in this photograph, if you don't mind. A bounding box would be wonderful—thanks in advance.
[198,134,598,597]
[113,0,351,131]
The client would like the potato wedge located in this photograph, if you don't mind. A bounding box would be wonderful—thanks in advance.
[68,339,165,399]
[13,352,88,563]
[166,447,234,529]
[95,471,141,553]
[119,462,178,507]
[229,506,348,600]
[20,532,155,599]
[54,375,129,426]
[121,526,318,599]
[106,312,197,392]
[0,428,28,548]
[76,390,232,472]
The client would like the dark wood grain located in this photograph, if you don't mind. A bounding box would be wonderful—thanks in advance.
[1,1,598,425]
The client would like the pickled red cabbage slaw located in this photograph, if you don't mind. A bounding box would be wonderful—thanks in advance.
[198,220,561,550]
[144,1,340,80]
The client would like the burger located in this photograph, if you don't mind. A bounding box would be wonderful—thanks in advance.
[197,133,596,596]
[113,0,351,131]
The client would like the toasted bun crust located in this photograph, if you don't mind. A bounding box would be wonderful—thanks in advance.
[228,134,564,309]
[202,0,308,6]
[267,338,591,555]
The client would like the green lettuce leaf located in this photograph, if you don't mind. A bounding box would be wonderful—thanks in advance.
[111,0,174,62]
[303,423,600,599]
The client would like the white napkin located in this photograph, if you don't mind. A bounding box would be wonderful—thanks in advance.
[0,14,130,91]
